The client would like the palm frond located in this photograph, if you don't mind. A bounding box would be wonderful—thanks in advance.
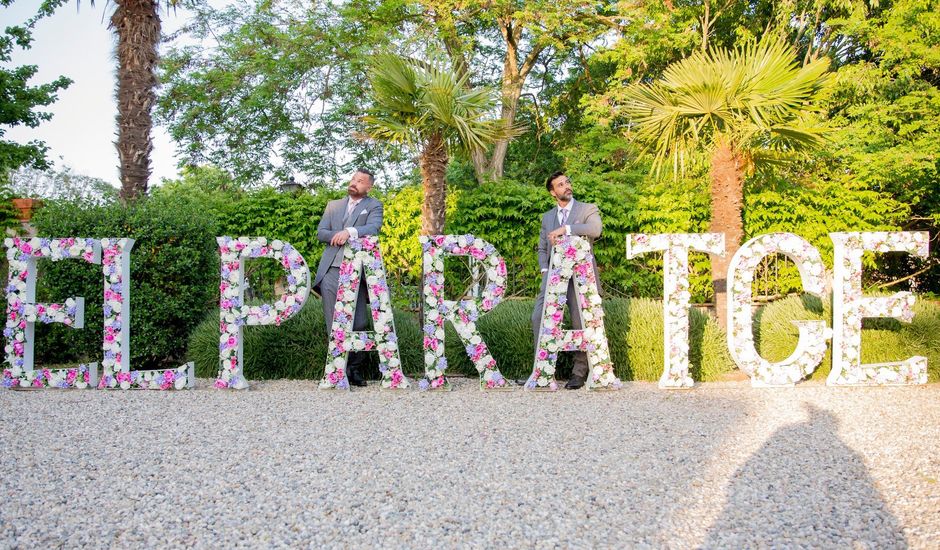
[622,34,832,176]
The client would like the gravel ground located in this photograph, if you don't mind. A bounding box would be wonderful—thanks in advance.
[1,377,938,548]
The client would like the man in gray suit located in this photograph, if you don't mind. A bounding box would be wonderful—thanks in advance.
[532,170,603,389]
[314,168,384,386]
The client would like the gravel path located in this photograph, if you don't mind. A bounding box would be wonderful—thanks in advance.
[1,378,938,548]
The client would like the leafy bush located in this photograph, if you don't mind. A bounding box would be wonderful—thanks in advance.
[216,187,343,296]
[29,194,219,368]
[188,298,425,380]
[187,296,733,382]
[755,294,940,381]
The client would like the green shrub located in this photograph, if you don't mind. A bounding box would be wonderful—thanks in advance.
[466,297,733,382]
[188,298,425,380]
[189,295,733,382]
[756,294,940,381]
[29,194,219,369]
[216,187,343,296]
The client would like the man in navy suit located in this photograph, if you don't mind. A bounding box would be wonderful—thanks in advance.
[532,170,603,389]
[313,168,384,386]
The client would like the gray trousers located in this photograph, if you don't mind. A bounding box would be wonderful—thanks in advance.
[531,274,589,380]
[320,266,370,369]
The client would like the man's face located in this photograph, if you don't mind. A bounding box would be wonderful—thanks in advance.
[549,175,572,202]
[347,171,373,198]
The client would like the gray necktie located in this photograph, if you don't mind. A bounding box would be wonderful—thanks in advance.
[560,208,568,226]
[343,200,357,224]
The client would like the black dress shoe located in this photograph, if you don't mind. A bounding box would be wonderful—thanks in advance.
[347,368,367,387]
[565,377,585,390]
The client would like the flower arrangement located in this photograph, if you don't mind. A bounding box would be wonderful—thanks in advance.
[98,238,193,390]
[420,235,509,391]
[98,362,194,390]
[527,235,620,391]
[727,233,830,387]
[829,231,929,385]
[627,233,724,388]
[3,237,99,388]
[320,236,407,390]
[217,236,310,389]
[2,363,95,389]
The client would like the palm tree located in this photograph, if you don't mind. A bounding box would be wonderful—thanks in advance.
[363,54,513,235]
[621,36,831,326]
[82,0,172,202]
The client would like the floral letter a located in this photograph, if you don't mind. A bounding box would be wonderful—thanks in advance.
[528,236,619,391]
[320,237,406,390]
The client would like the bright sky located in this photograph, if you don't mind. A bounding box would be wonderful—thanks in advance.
[4,2,209,187]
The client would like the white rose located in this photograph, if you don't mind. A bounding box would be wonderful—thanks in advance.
[120,380,131,390]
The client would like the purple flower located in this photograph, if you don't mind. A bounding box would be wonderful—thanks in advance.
[436,357,447,370]
[418,378,430,390]
[423,324,435,335]
[337,378,349,389]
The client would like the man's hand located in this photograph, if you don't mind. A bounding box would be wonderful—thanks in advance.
[548,226,566,245]
[330,229,351,247]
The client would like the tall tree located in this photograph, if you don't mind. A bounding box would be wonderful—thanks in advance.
[621,36,831,325]
[0,1,72,182]
[420,0,610,182]
[109,0,161,201]
[363,54,511,234]
[157,1,414,188]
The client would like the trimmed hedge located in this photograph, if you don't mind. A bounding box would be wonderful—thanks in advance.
[28,195,219,369]
[187,297,734,382]
[755,294,940,382]
[188,299,425,380]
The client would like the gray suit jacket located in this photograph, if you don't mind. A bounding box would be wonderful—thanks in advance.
[313,195,384,292]
[537,199,602,279]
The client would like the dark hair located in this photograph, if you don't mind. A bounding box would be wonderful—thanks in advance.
[545,170,566,192]
[355,168,375,185]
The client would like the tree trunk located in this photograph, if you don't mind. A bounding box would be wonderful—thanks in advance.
[708,142,744,329]
[111,0,160,202]
[487,77,522,181]
[419,133,448,235]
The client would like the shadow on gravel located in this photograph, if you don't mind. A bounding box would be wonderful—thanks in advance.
[702,405,906,548]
